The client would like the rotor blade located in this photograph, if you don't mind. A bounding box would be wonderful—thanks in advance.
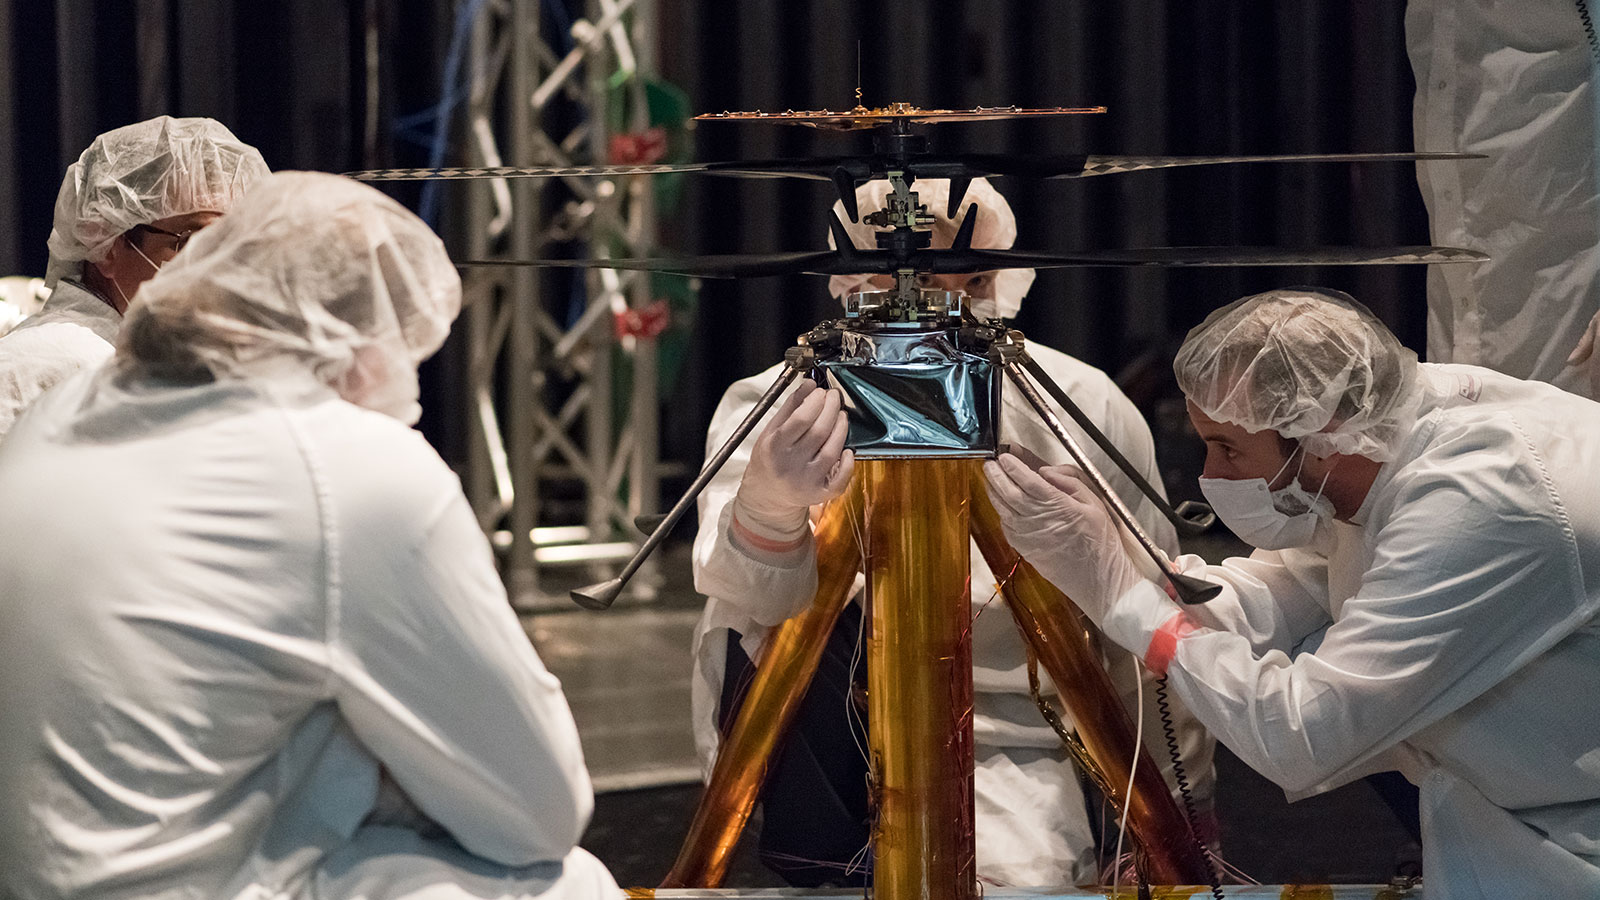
[344,163,716,181]
[345,152,1480,184]
[764,150,1487,183]
[747,151,1483,183]
[962,245,1489,269]
[1057,151,1483,179]
[457,244,1486,280]
[794,151,1484,181]
[702,158,852,181]
[455,250,839,278]
[342,157,975,184]
[343,158,855,183]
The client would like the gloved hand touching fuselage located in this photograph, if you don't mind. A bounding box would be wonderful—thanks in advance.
[733,379,856,540]
[982,453,1148,625]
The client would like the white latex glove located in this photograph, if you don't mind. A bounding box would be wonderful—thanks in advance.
[734,379,855,535]
[1567,308,1600,399]
[982,454,1143,624]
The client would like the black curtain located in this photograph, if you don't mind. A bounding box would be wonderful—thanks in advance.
[0,0,439,275]
[1,0,1429,486]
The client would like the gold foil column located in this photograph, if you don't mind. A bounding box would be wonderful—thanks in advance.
[967,466,1212,885]
[863,459,977,900]
[661,479,865,888]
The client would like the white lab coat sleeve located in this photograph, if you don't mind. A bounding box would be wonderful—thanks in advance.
[1172,548,1335,657]
[327,450,592,868]
[0,326,114,439]
[1163,438,1584,796]
[0,283,123,440]
[691,369,820,626]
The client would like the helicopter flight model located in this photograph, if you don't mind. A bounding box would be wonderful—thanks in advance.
[355,101,1482,604]
[347,101,1485,897]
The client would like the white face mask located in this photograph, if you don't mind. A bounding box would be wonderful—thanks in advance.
[1198,450,1334,550]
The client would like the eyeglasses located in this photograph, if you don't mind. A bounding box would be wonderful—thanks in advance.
[130,223,200,253]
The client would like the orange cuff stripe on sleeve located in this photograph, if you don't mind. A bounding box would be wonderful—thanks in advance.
[1145,612,1197,677]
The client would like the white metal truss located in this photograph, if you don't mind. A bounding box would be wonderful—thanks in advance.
[455,0,661,610]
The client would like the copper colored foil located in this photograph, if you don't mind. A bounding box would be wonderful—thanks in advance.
[660,480,866,888]
[967,466,1212,885]
[863,459,977,900]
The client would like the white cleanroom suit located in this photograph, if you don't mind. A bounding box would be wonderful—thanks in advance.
[0,279,119,437]
[692,178,1215,886]
[0,115,267,439]
[0,172,619,900]
[1407,0,1600,398]
[990,289,1600,899]
[1152,362,1600,898]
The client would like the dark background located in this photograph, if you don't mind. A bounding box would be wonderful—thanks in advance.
[0,0,1433,489]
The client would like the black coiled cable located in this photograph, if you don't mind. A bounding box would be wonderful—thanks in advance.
[1155,674,1225,900]
[1579,1,1600,65]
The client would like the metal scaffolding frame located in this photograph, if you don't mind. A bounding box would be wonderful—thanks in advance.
[455,0,661,610]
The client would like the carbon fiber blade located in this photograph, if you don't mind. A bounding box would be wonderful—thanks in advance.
[345,163,715,181]
[944,154,1091,178]
[1061,151,1482,178]
[458,245,1485,279]
[343,159,847,182]
[455,250,838,278]
[963,245,1489,268]
[344,152,1479,183]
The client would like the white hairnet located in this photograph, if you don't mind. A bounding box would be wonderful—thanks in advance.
[117,171,462,425]
[45,116,269,288]
[1174,287,1422,461]
[826,177,1036,318]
